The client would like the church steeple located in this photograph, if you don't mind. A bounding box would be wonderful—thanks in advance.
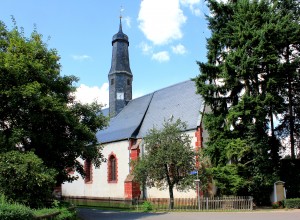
[108,17,133,117]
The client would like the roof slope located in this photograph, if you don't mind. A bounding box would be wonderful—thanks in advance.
[137,80,204,138]
[96,80,204,143]
[96,93,153,143]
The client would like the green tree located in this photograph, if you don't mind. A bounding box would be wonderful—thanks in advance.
[274,0,300,159]
[133,119,196,209]
[194,0,300,204]
[0,151,57,208]
[0,20,108,184]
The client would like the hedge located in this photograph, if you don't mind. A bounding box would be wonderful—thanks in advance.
[284,198,300,209]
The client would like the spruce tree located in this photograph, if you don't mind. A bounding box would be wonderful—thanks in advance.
[194,0,299,204]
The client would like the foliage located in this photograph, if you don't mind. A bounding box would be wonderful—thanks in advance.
[141,201,153,212]
[194,0,300,204]
[54,207,77,220]
[33,208,60,218]
[196,150,214,196]
[273,0,300,159]
[0,192,77,220]
[52,200,77,220]
[0,194,33,220]
[133,118,197,209]
[33,200,77,220]
[280,159,300,198]
[272,200,284,209]
[0,20,108,184]
[0,151,57,208]
[208,165,245,195]
[284,198,300,209]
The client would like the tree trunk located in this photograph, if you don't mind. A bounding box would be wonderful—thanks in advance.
[168,184,174,209]
[270,107,279,164]
[164,163,174,209]
[286,45,295,159]
[288,73,295,159]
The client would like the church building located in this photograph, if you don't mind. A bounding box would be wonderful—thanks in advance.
[62,19,207,201]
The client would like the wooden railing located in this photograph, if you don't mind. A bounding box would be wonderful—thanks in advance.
[64,196,253,211]
[146,196,253,211]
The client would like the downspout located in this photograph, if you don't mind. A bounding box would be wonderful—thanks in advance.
[128,138,131,174]
[140,138,147,199]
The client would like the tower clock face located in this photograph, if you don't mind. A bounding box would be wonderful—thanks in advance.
[117,92,124,100]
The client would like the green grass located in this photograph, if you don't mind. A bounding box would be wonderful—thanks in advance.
[66,199,134,210]
[33,208,60,217]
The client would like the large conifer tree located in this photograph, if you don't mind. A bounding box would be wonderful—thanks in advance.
[194,0,300,204]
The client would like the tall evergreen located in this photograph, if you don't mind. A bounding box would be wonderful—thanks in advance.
[275,0,300,159]
[195,0,299,204]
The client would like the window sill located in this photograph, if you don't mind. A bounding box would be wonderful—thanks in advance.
[108,180,118,184]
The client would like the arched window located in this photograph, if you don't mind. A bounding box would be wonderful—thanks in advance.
[84,159,92,183]
[108,153,118,183]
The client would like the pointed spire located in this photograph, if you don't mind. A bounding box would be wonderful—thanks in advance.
[119,5,124,33]
[112,12,128,45]
[108,14,133,117]
[109,16,131,75]
[118,16,123,33]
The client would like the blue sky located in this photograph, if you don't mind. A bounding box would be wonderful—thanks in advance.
[1,0,211,106]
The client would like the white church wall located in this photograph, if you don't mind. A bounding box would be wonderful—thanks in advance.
[143,130,198,199]
[146,187,196,199]
[188,130,197,149]
[95,140,130,198]
[62,158,85,197]
[62,139,130,198]
[62,129,202,199]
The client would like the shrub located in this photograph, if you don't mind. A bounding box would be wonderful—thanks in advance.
[141,201,153,212]
[0,195,33,220]
[33,200,77,219]
[284,198,300,209]
[0,151,57,208]
[280,159,300,198]
[52,200,77,220]
[272,201,284,209]
[54,207,77,220]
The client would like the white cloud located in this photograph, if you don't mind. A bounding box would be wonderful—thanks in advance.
[171,43,187,55]
[123,16,131,28]
[180,0,202,17]
[180,0,200,4]
[151,51,170,62]
[74,83,109,106]
[72,55,91,61]
[139,42,153,55]
[138,0,187,45]
[192,8,202,16]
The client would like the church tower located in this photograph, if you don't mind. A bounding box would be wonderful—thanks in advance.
[108,17,133,117]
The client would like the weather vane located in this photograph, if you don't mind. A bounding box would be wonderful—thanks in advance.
[120,5,124,19]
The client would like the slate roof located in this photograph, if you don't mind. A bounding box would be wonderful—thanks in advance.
[96,80,204,143]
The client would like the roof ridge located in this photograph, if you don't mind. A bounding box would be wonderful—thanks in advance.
[131,92,155,138]
[130,80,193,102]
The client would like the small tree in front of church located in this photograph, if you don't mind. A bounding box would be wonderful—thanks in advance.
[133,118,196,209]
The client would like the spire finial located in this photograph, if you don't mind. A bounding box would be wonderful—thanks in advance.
[119,6,124,32]
[120,5,124,19]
